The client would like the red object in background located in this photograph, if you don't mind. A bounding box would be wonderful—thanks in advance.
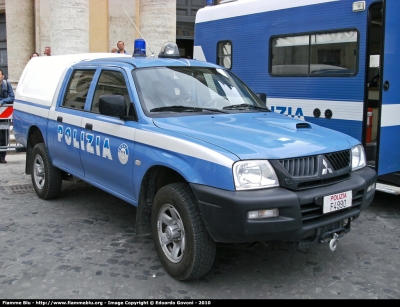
[366,107,373,143]
[0,105,13,119]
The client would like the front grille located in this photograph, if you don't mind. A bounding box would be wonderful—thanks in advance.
[325,150,351,170]
[278,156,318,177]
[301,188,364,226]
[278,149,351,177]
[273,149,353,191]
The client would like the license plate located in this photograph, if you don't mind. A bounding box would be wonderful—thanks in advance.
[323,190,352,214]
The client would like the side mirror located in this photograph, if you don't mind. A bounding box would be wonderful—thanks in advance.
[99,94,127,117]
[256,93,267,105]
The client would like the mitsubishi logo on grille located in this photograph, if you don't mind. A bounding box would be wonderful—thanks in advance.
[322,158,333,175]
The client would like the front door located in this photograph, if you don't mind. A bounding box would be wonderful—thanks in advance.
[80,68,137,202]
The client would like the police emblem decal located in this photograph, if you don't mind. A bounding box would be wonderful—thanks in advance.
[118,143,129,164]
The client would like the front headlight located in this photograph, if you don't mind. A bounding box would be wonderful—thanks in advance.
[351,144,366,171]
[233,160,279,190]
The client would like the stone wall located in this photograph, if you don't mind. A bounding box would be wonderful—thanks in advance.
[139,0,176,57]
[109,0,137,54]
[4,0,178,84]
[50,0,89,55]
[5,0,34,85]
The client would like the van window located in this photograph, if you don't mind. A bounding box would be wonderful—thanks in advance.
[271,30,358,76]
[217,40,232,69]
[62,70,96,110]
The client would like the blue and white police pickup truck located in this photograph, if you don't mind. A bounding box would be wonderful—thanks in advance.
[13,42,377,281]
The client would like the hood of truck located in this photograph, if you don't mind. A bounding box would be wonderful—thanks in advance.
[152,112,358,160]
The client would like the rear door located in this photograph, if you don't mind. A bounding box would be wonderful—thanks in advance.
[377,0,400,175]
[49,68,97,176]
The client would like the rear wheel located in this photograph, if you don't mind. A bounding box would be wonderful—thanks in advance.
[31,143,62,199]
[151,183,216,281]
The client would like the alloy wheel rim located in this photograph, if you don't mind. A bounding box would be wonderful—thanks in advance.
[33,154,45,190]
[157,204,185,263]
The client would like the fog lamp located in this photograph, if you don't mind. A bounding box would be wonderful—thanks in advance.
[248,209,279,220]
[367,182,375,193]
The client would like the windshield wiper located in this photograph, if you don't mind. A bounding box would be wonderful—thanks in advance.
[222,103,269,111]
[200,107,228,113]
[150,105,227,113]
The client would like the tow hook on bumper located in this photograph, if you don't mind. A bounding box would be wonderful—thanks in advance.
[319,222,351,252]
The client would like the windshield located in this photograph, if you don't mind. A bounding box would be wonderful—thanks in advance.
[133,67,268,114]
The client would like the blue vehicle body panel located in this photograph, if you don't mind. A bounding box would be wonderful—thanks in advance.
[49,110,85,176]
[12,102,50,148]
[153,112,358,160]
[131,130,237,191]
[88,56,219,69]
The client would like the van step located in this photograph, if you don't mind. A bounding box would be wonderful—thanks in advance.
[375,183,400,195]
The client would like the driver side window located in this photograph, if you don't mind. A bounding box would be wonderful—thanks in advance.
[91,70,130,114]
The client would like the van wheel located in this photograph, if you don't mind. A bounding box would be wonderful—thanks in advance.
[151,183,216,281]
[31,143,62,199]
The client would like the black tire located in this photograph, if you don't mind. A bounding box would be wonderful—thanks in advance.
[31,143,62,199]
[151,183,216,281]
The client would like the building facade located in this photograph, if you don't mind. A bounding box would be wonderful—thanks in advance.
[0,0,219,88]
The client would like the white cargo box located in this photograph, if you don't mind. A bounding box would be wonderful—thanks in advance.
[16,53,130,107]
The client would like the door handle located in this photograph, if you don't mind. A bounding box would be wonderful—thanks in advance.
[57,116,63,122]
[85,123,93,130]
[383,81,389,91]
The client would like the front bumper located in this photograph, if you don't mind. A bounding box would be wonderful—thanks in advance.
[190,166,377,244]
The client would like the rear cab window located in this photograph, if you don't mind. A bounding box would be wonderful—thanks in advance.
[62,70,96,110]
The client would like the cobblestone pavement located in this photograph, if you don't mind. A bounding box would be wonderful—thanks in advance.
[0,154,399,299]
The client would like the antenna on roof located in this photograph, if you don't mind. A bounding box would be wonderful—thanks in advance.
[121,5,155,57]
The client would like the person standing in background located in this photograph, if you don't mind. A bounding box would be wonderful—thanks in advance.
[44,46,51,56]
[30,52,39,59]
[0,69,15,163]
[115,41,128,54]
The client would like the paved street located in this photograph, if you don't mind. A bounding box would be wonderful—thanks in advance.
[0,153,399,299]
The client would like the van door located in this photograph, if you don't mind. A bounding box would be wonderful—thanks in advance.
[377,0,400,176]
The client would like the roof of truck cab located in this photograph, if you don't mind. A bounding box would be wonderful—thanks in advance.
[84,55,219,68]
[16,53,218,107]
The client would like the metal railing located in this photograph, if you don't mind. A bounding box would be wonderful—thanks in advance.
[0,104,26,153]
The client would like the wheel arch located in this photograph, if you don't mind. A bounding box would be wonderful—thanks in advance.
[135,165,187,236]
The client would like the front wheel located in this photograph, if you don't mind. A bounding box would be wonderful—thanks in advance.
[31,143,62,199]
[151,183,216,281]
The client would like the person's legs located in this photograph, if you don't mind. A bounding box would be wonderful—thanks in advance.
[0,128,7,162]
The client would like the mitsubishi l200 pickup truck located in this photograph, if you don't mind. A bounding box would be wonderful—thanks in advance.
[12,42,377,281]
